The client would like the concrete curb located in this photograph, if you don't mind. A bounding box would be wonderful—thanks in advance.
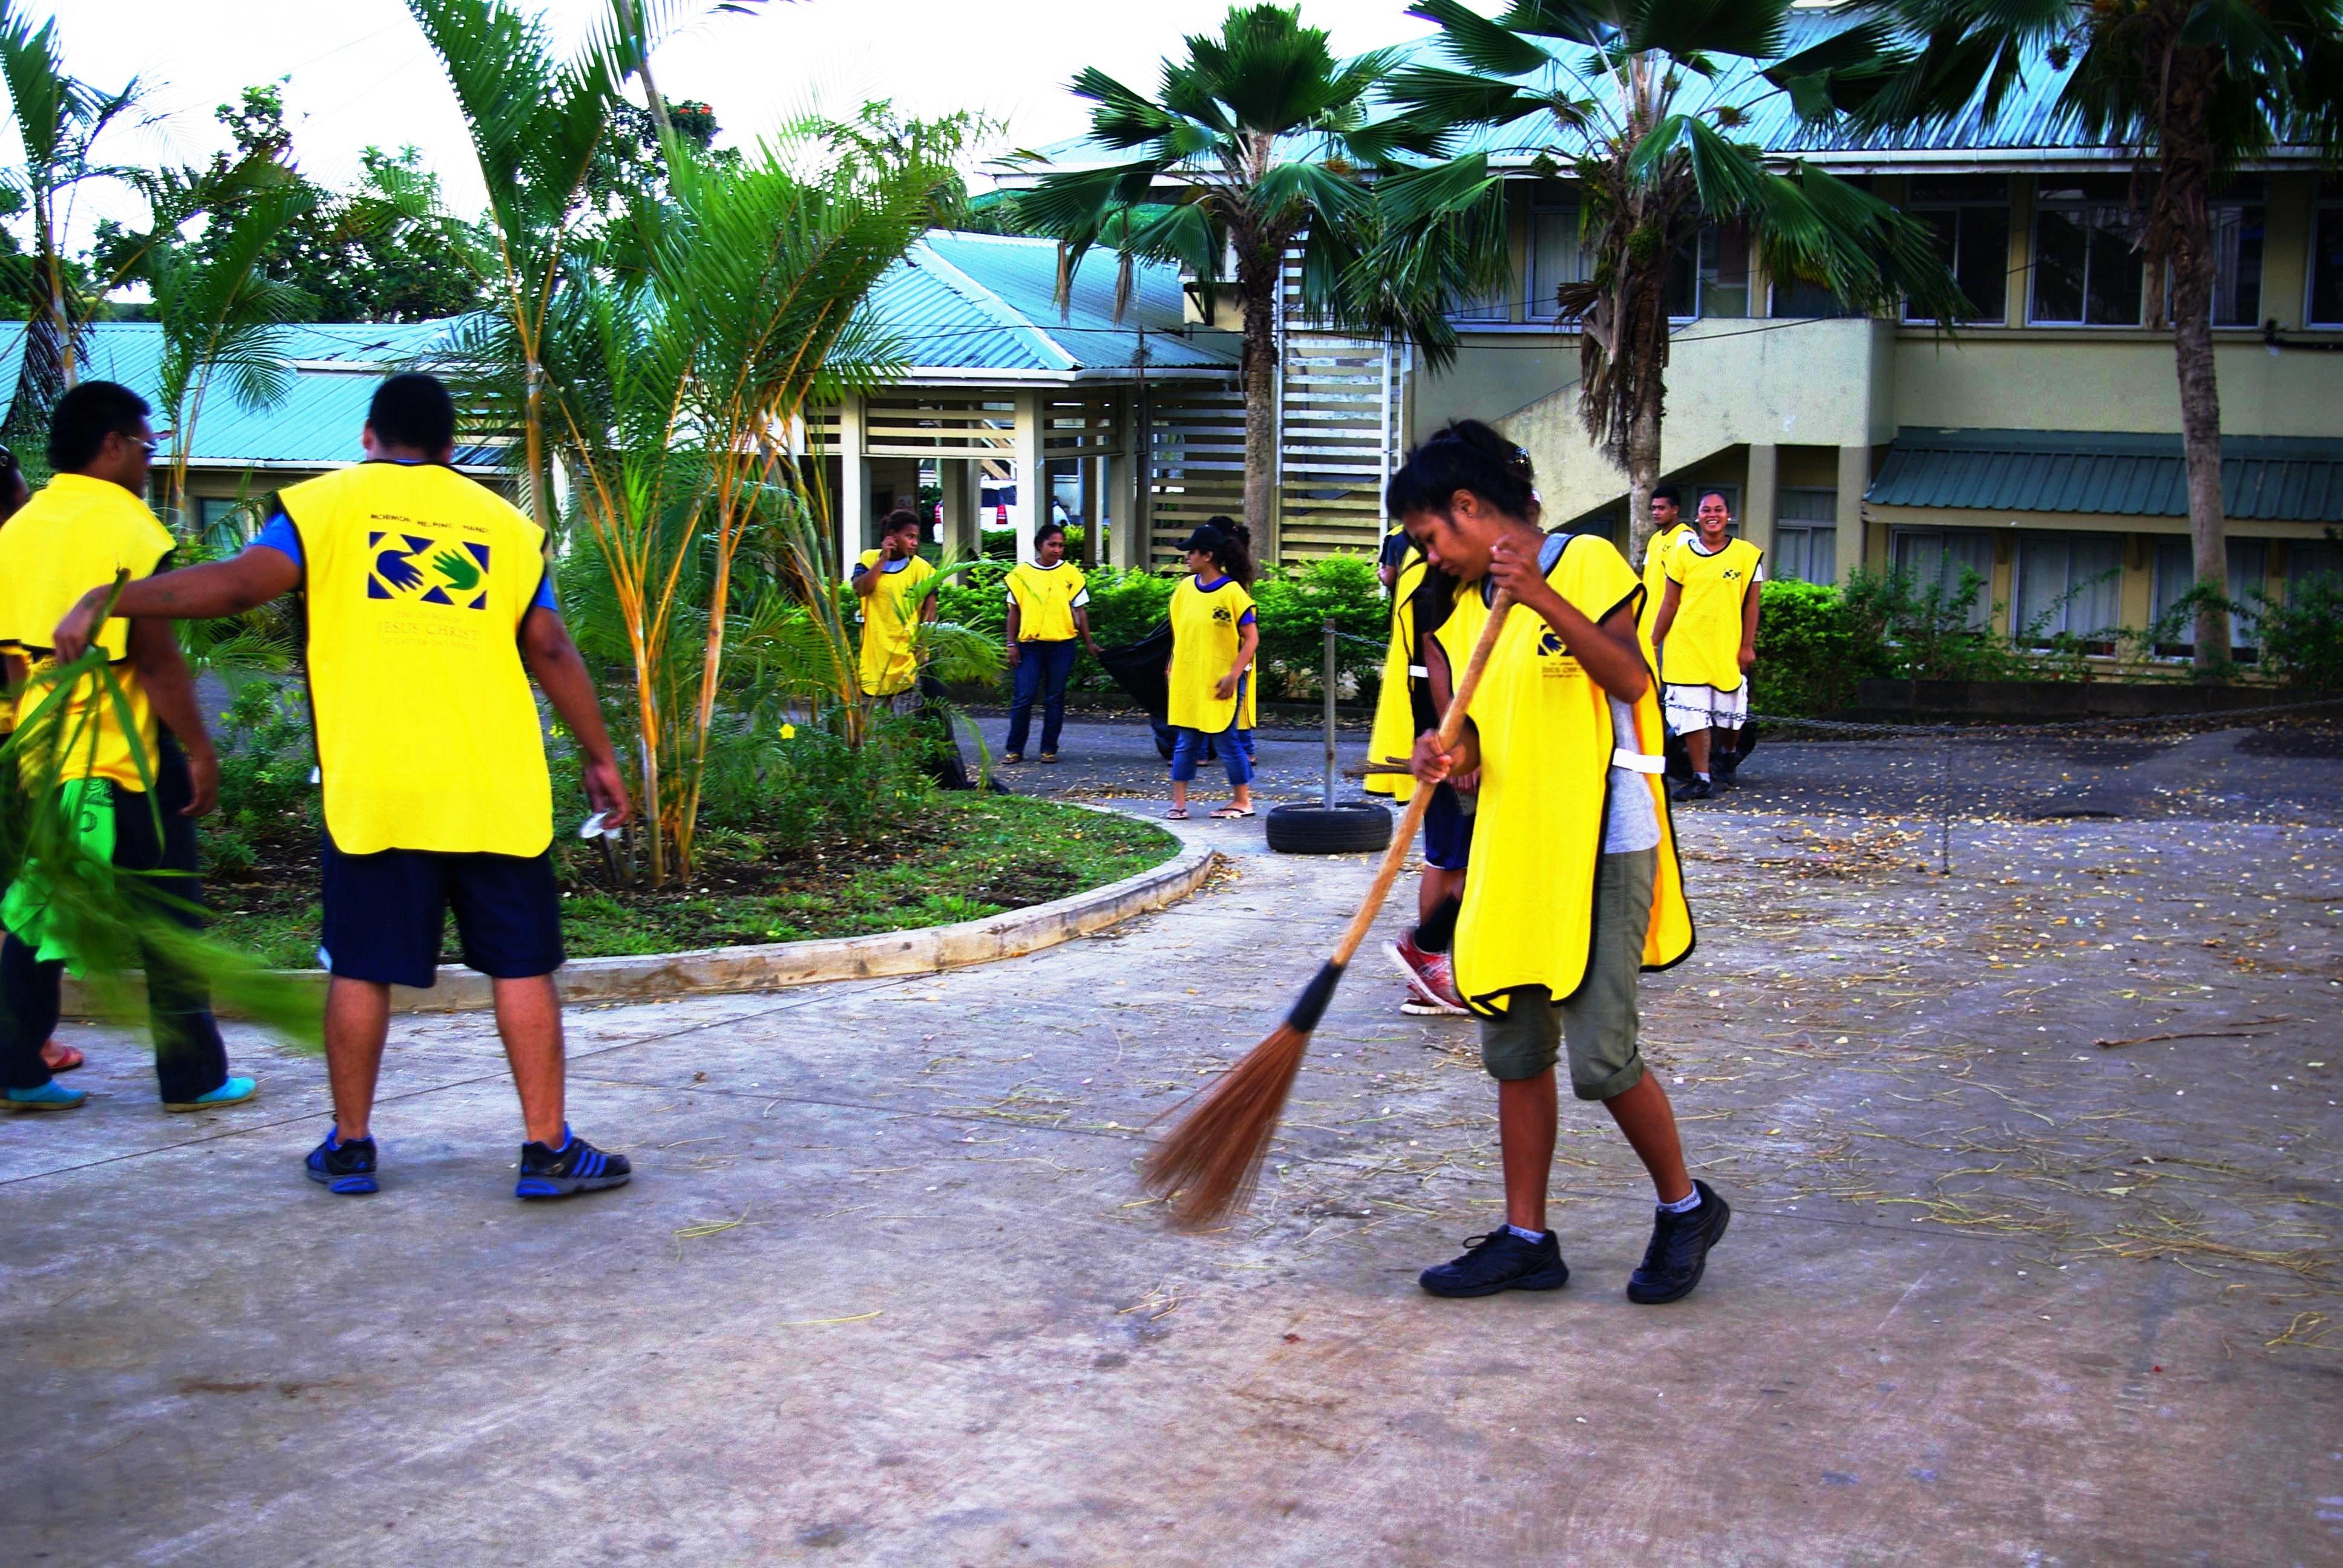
[65,819,1216,1019]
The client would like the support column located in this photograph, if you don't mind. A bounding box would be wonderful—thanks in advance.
[1009,390,1043,566]
[838,393,868,579]
[1742,443,1778,563]
[939,456,977,558]
[1084,453,1109,567]
[1834,443,1870,587]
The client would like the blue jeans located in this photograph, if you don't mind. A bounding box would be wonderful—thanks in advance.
[1005,639,1077,756]
[1171,713,1254,787]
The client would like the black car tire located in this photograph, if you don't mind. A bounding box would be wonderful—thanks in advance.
[1264,800,1394,855]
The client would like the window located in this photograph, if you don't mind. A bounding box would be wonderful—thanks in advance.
[2154,535,2268,650]
[1774,487,1838,583]
[2031,178,2145,325]
[1525,202,1588,322]
[1666,223,1749,319]
[2309,177,2343,327]
[2287,538,2343,590]
[2205,178,2264,327]
[1890,527,1994,631]
[1771,272,1858,319]
[2013,531,2123,642]
[1904,175,2009,323]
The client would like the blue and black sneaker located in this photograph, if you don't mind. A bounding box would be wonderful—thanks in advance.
[305,1128,378,1195]
[1418,1228,1570,1298]
[516,1127,632,1200]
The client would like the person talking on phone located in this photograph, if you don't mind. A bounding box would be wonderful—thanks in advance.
[50,373,635,1201]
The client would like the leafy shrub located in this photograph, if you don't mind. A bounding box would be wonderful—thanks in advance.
[1843,566,2028,683]
[2256,575,2343,688]
[1749,579,1883,717]
[206,682,321,880]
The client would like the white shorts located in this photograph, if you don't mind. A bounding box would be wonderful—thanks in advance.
[1664,683,1748,734]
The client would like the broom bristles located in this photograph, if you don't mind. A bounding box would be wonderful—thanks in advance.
[1141,1021,1312,1230]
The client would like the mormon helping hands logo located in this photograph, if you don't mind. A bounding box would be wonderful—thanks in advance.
[369,532,491,609]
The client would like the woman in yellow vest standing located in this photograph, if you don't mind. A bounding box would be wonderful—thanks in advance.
[1162,521,1257,821]
[1651,489,1763,800]
[53,374,635,1199]
[1001,520,1099,764]
[853,509,938,711]
[1366,536,1471,1015]
[1395,420,1726,1306]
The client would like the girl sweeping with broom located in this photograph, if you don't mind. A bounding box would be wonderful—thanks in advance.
[1144,423,1728,1305]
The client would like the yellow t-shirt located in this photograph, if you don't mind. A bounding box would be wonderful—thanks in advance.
[1662,535,1763,693]
[278,462,555,857]
[0,473,173,789]
[854,550,936,696]
[1166,574,1254,733]
[1435,534,1694,1011]
[1004,560,1089,642]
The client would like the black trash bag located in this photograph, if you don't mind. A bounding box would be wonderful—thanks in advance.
[1098,621,1185,762]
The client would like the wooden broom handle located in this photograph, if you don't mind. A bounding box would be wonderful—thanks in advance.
[1326,590,1514,969]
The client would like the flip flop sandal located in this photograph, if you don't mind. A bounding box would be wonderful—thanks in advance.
[1164,806,1190,820]
[1208,805,1256,819]
[40,1042,84,1073]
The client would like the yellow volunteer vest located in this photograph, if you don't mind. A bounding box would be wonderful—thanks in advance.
[1662,535,1763,693]
[0,474,172,789]
[1005,560,1084,642]
[1365,550,1427,804]
[1167,574,1253,732]
[281,462,553,857]
[856,550,936,696]
[1637,522,1689,668]
[1437,533,1694,1013]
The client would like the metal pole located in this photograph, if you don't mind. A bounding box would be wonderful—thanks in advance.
[1322,617,1338,809]
[1938,727,1953,877]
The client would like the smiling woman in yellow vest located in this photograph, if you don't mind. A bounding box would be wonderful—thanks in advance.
[51,373,637,1200]
[1651,489,1764,800]
[1162,520,1258,821]
[1001,520,1099,764]
[853,509,938,708]
[0,382,251,1114]
[1394,419,1726,1308]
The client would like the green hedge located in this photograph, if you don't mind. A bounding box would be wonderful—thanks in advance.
[935,555,1391,702]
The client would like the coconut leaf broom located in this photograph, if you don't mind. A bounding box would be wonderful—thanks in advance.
[1141,591,1515,1228]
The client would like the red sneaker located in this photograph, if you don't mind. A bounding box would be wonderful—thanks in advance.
[1388,935,1467,1014]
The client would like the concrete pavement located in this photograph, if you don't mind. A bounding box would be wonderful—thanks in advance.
[3,736,2339,1564]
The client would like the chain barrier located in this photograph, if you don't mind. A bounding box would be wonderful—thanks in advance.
[1749,692,2343,740]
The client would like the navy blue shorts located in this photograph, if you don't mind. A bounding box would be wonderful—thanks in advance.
[1422,782,1474,871]
[320,844,565,990]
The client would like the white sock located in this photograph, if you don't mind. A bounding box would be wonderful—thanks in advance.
[1658,1188,1702,1215]
[1504,1223,1547,1243]
[1695,771,1711,783]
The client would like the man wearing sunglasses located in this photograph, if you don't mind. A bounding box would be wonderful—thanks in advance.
[0,381,253,1114]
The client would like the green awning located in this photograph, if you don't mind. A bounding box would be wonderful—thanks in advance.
[1867,428,2343,524]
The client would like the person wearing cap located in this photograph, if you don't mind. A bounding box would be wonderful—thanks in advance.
[1162,521,1258,821]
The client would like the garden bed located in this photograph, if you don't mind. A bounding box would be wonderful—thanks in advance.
[205,795,1178,970]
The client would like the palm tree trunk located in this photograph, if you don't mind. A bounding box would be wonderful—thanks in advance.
[1238,250,1280,564]
[2158,72,2232,673]
[1625,399,1662,567]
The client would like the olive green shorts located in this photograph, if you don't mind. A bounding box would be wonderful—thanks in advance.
[1476,848,1654,1100]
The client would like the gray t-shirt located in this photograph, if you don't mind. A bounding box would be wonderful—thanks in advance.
[1604,694,1662,854]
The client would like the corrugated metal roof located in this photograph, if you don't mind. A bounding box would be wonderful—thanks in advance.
[887,232,1236,377]
[1867,429,2343,523]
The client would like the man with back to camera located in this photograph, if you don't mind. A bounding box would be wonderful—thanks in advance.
[1652,489,1763,800]
[51,373,635,1198]
[0,381,255,1114]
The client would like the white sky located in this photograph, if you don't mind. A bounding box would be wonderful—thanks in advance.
[39,0,1441,244]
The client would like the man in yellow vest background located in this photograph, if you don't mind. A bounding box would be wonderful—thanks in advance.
[0,382,255,1114]
[53,374,634,1199]
[1652,489,1763,801]
[852,508,937,710]
[1636,484,1690,670]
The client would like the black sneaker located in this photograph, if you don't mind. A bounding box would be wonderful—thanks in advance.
[516,1127,632,1200]
[1714,763,1739,790]
[1627,1181,1731,1304]
[1419,1229,1570,1298]
[1672,777,1713,802]
[305,1128,378,1195]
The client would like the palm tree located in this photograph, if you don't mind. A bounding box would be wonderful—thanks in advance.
[541,117,971,883]
[0,1,140,453]
[406,0,657,526]
[1017,3,1481,562]
[1392,0,1969,566]
[1784,0,2343,672]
